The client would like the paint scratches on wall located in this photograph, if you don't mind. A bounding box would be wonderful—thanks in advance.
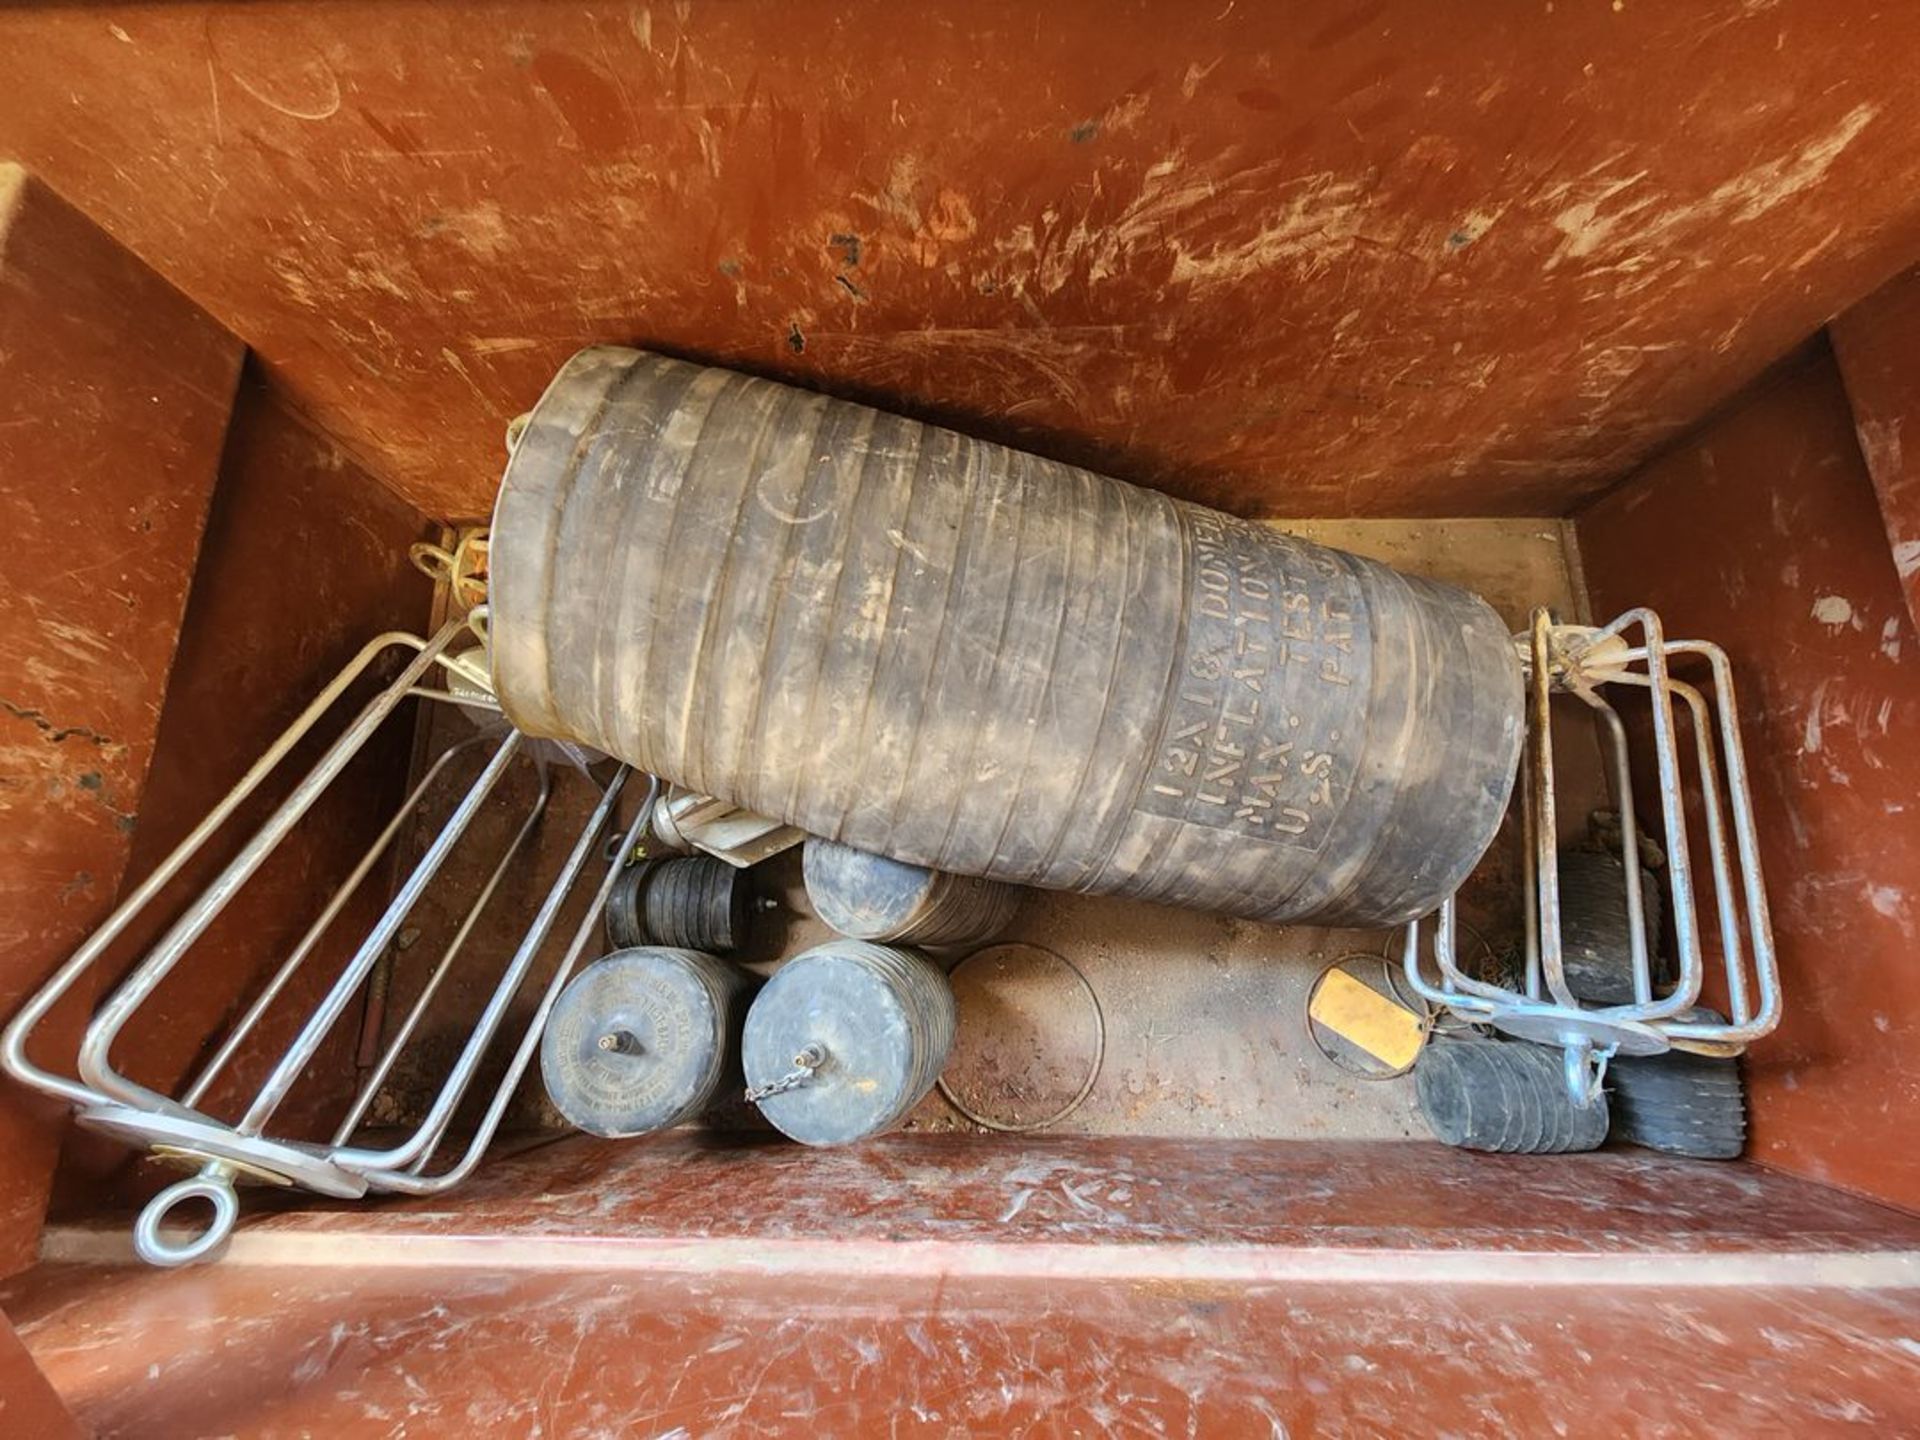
[990,154,1382,301]
[1542,104,1879,273]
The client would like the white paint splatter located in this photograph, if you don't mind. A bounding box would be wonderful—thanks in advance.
[997,1188,1036,1223]
[853,155,924,229]
[1811,594,1854,628]
[1884,617,1906,661]
[1098,90,1153,137]
[1895,539,1920,580]
[1715,103,1879,221]
[1545,173,1650,263]
[1869,886,1910,933]
[1855,416,1904,484]
[1180,58,1223,100]
[1801,678,1829,754]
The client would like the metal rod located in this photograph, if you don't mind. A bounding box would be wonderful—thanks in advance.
[384,768,639,1178]
[1431,894,1512,1003]
[1604,611,1703,1022]
[376,780,660,1194]
[405,685,501,712]
[73,625,469,1118]
[1529,611,1577,1008]
[4,627,464,1112]
[1670,676,1748,1024]
[1399,911,1496,1016]
[1667,640,1780,1041]
[1578,694,1654,1006]
[232,731,526,1137]
[329,765,632,1175]
[0,602,691,1263]
[329,761,553,1145]
[1519,717,1543,1003]
[391,775,656,1183]
[181,733,496,1110]
[1608,673,1752,1024]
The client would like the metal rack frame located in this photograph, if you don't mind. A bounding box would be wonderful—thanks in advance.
[1401,607,1782,1105]
[3,619,652,1265]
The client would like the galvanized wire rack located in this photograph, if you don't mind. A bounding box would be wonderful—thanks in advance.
[1401,606,1781,1106]
[3,617,652,1265]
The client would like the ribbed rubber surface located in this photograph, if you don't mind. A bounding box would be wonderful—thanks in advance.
[1608,1051,1747,1160]
[803,836,1023,946]
[606,857,749,954]
[490,347,1524,927]
[1415,1037,1610,1154]
[1558,849,1666,1004]
[743,941,955,1146]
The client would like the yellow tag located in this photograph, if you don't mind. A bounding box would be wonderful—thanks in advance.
[1309,969,1425,1070]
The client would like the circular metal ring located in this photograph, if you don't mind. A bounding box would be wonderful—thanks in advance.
[134,1173,241,1268]
[1306,952,1434,1081]
[937,944,1106,1134]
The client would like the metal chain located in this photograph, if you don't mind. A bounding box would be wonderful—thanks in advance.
[743,1068,812,1104]
[743,1044,826,1106]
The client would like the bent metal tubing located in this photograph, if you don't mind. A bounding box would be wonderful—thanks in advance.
[2,622,644,1266]
[1402,608,1780,1107]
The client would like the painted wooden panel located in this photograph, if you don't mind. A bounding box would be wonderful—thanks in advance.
[13,1135,1920,1435]
[47,371,432,1218]
[0,1309,79,1440]
[204,1130,1920,1259]
[0,166,242,1275]
[1,4,1918,520]
[1577,343,1920,1211]
[1832,265,1920,632]
[18,1267,1920,1436]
